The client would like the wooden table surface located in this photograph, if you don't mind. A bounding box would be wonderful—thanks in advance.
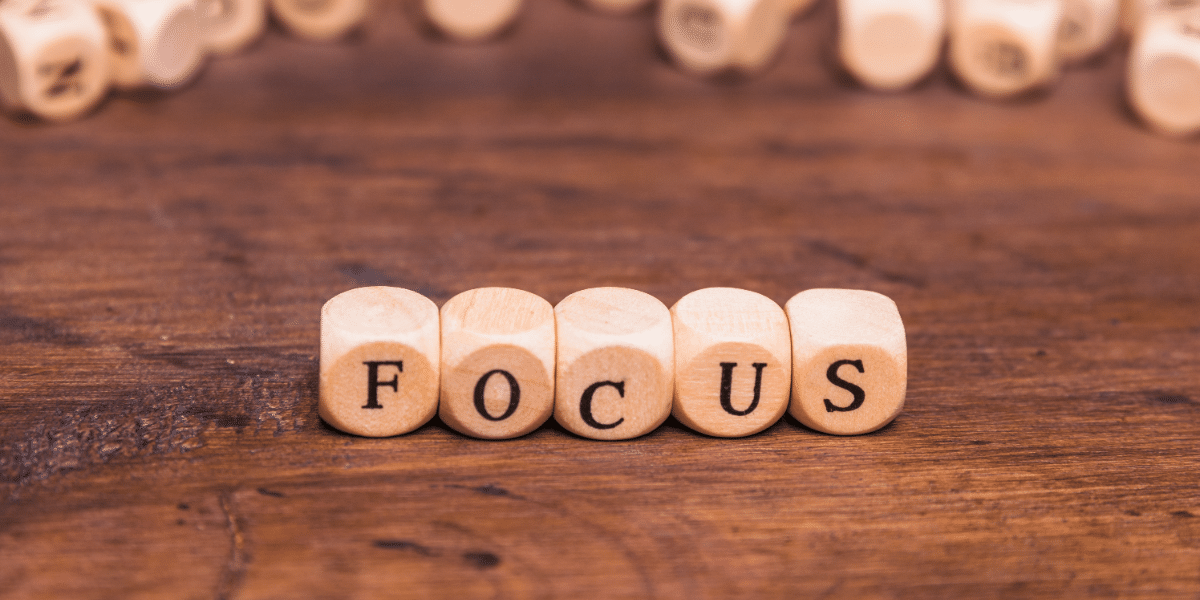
[2,2,1199,598]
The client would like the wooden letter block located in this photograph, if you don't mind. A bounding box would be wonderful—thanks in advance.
[320,287,440,437]
[1127,9,1200,135]
[197,0,267,55]
[786,289,907,435]
[657,0,792,75]
[0,0,110,122]
[554,287,674,440]
[93,0,205,89]
[948,0,1063,98]
[269,0,368,41]
[439,288,555,439]
[1056,0,1118,62]
[1120,0,1197,36]
[838,0,945,90]
[422,0,522,41]
[671,288,791,438]
[579,0,652,15]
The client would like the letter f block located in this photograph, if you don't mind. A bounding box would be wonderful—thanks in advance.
[320,287,440,437]
[554,288,674,440]
[671,288,791,437]
[786,289,907,435]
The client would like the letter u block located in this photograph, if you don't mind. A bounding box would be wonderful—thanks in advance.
[786,289,907,435]
[320,287,440,437]
[554,288,674,440]
[671,288,791,437]
[439,288,555,439]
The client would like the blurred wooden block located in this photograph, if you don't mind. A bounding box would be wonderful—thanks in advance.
[93,0,205,89]
[1127,8,1200,135]
[579,0,652,15]
[198,0,267,54]
[0,0,110,122]
[439,288,555,439]
[948,0,1062,98]
[554,287,673,440]
[422,0,522,41]
[269,0,368,41]
[320,287,440,437]
[838,0,945,90]
[671,288,790,438]
[1120,0,1197,35]
[786,289,907,436]
[657,0,791,75]
[1057,0,1118,62]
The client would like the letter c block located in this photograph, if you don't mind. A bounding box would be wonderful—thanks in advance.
[671,288,791,437]
[439,287,555,439]
[554,288,674,440]
[320,287,440,437]
[786,289,907,435]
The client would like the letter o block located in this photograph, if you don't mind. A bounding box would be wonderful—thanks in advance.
[948,0,1062,98]
[320,287,440,437]
[671,288,791,438]
[786,289,907,435]
[269,0,368,41]
[93,0,205,89]
[198,0,267,55]
[439,288,555,439]
[554,288,674,441]
[657,0,791,75]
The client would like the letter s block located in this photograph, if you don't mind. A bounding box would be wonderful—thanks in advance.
[554,288,674,440]
[786,289,907,435]
[320,287,440,437]
[439,288,555,439]
[671,288,790,437]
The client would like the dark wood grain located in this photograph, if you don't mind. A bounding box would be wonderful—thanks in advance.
[2,1,1199,598]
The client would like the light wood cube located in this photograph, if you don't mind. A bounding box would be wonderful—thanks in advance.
[320,287,440,437]
[439,288,555,439]
[948,0,1063,98]
[93,0,205,89]
[671,288,791,438]
[1120,0,1197,36]
[838,0,946,90]
[657,0,792,74]
[1056,0,1118,62]
[0,0,110,122]
[579,0,652,15]
[786,289,907,436]
[422,0,522,41]
[197,0,267,54]
[554,287,674,440]
[269,0,368,41]
[1127,9,1200,135]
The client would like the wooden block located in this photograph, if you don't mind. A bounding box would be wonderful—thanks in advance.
[948,0,1062,98]
[578,0,652,16]
[1120,0,1197,36]
[197,0,267,55]
[1127,9,1200,136]
[786,289,907,436]
[671,288,790,438]
[1057,0,1118,62]
[422,0,522,41]
[93,0,205,89]
[657,0,791,75]
[0,0,110,122]
[320,287,440,437]
[554,287,673,440]
[439,288,555,439]
[838,0,945,90]
[269,0,368,41]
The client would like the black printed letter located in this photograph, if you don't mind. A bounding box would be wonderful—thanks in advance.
[473,369,520,421]
[363,361,403,409]
[823,359,865,413]
[718,362,767,416]
[580,381,625,430]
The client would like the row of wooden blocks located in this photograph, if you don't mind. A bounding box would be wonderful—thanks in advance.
[320,286,908,440]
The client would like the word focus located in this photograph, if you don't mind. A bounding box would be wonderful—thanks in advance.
[319,286,908,440]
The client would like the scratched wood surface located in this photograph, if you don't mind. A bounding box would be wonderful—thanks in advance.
[2,1,1199,598]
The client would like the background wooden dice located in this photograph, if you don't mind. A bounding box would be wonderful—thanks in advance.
[439,288,555,439]
[269,0,368,41]
[671,288,791,438]
[422,0,522,41]
[786,289,907,435]
[657,0,792,74]
[320,287,440,437]
[949,0,1063,98]
[1057,0,1118,62]
[1127,8,1200,135]
[554,287,673,440]
[0,0,110,122]
[838,0,946,90]
[579,0,652,15]
[93,0,204,89]
[198,0,267,54]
